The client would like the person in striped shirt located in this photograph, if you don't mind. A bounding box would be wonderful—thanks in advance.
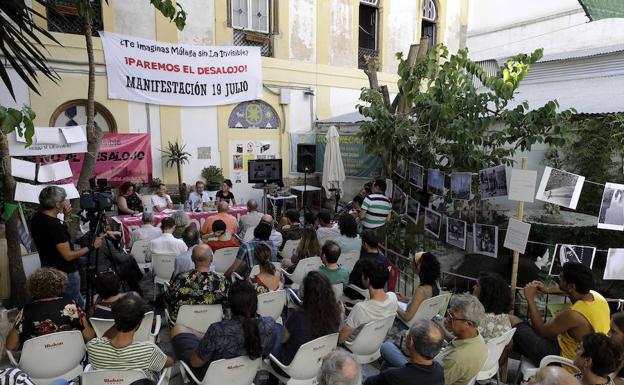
[87,294,173,381]
[359,180,392,237]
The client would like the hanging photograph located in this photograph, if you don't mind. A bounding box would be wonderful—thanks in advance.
[536,166,585,209]
[451,172,472,200]
[446,217,467,249]
[427,169,445,196]
[549,244,596,276]
[604,248,624,280]
[598,182,624,230]
[392,185,406,215]
[408,162,424,189]
[385,178,393,199]
[406,196,420,224]
[424,208,442,238]
[395,158,406,179]
[473,223,498,258]
[478,165,508,198]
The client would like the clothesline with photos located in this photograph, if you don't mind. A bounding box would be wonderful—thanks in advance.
[390,159,624,281]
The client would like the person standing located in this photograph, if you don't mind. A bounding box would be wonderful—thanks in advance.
[188,181,211,212]
[359,179,391,242]
[151,184,173,212]
[30,186,103,308]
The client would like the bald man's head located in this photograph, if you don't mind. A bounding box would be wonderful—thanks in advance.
[261,214,274,224]
[217,201,229,213]
[247,199,258,211]
[191,244,213,266]
[529,366,579,385]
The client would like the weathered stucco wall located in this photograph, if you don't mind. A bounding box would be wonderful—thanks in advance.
[384,0,418,74]
[290,0,317,62]
[330,0,354,67]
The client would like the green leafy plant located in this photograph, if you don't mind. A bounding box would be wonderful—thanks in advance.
[201,166,225,191]
[161,141,191,202]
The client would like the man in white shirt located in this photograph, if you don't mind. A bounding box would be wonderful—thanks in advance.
[316,209,340,242]
[261,214,283,248]
[151,183,173,212]
[339,259,398,343]
[238,199,263,237]
[149,217,187,258]
[129,211,162,248]
[173,226,200,277]
[187,181,211,212]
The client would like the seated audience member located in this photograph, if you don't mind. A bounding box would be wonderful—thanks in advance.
[149,217,188,257]
[304,211,318,228]
[345,230,387,299]
[87,294,173,381]
[282,227,321,270]
[238,199,263,237]
[274,272,341,372]
[171,281,278,380]
[396,252,441,325]
[201,202,239,235]
[225,221,277,278]
[130,211,162,249]
[278,209,304,250]
[202,219,240,251]
[317,351,362,385]
[573,333,622,385]
[172,211,191,238]
[90,271,138,319]
[472,272,512,341]
[334,214,362,254]
[215,179,237,206]
[151,183,173,212]
[167,244,229,322]
[369,320,444,385]
[6,268,95,351]
[349,195,364,217]
[0,368,36,385]
[609,313,624,385]
[316,209,340,241]
[510,262,610,365]
[96,229,143,295]
[339,260,398,343]
[262,215,283,248]
[526,366,582,385]
[319,241,349,286]
[173,226,200,277]
[188,181,210,212]
[117,182,143,215]
[249,243,284,294]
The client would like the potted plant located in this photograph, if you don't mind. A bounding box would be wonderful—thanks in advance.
[161,141,191,203]
[202,166,224,191]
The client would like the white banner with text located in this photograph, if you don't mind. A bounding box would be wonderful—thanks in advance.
[100,31,263,106]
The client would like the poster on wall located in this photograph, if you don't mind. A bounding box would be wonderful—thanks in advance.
[228,139,279,204]
[100,31,263,107]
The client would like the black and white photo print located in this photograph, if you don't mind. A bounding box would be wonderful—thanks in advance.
[451,172,472,200]
[598,183,624,230]
[392,185,406,215]
[409,162,424,189]
[536,167,585,209]
[473,223,498,258]
[549,244,596,276]
[478,165,507,198]
[446,217,467,249]
[395,158,406,179]
[406,196,420,224]
[424,208,442,238]
[427,169,445,196]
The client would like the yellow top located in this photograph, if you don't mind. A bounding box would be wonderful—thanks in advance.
[557,290,610,360]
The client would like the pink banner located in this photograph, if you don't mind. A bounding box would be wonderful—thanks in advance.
[39,133,152,184]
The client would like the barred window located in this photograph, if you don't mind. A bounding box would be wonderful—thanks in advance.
[47,0,103,36]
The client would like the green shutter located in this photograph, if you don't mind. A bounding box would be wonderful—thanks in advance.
[578,0,624,21]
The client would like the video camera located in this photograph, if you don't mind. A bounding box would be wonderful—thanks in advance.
[80,178,113,235]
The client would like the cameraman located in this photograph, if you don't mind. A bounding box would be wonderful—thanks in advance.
[96,228,144,296]
[31,186,104,308]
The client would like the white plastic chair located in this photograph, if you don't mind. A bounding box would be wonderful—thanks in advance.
[336,251,359,273]
[280,239,300,259]
[130,239,152,272]
[257,290,287,320]
[172,304,223,333]
[280,257,323,289]
[249,262,282,278]
[152,252,176,290]
[81,369,146,385]
[399,293,451,328]
[213,247,240,274]
[262,333,339,385]
[7,330,86,385]
[344,315,395,364]
[476,328,516,383]
[180,356,260,385]
[342,284,370,303]
[90,311,161,343]
[332,283,344,301]
[22,253,41,279]
[243,227,256,242]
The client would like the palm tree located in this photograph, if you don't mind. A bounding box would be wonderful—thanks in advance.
[161,141,191,204]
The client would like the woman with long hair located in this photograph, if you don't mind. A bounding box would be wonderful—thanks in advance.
[287,226,321,268]
[334,213,362,254]
[396,252,441,324]
[472,271,513,341]
[573,333,622,385]
[249,243,284,293]
[170,280,278,380]
[117,182,143,215]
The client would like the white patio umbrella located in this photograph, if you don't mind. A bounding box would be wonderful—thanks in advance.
[322,125,346,199]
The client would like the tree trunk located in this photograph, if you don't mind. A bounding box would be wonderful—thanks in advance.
[176,163,184,203]
[74,15,103,209]
[0,132,27,307]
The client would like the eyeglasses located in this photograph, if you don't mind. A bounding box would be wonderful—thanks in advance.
[446,310,469,323]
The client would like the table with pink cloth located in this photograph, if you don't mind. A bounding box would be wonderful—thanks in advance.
[112,205,248,249]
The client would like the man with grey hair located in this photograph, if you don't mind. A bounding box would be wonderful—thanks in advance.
[372,319,444,385]
[31,186,103,308]
[238,199,263,238]
[525,366,579,385]
[129,211,162,248]
[173,226,201,277]
[318,351,361,385]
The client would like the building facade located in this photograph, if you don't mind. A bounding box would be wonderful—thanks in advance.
[1,0,468,203]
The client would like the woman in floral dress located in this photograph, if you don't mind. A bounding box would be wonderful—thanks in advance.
[472,271,513,341]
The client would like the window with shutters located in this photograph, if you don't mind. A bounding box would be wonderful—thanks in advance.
[229,0,274,57]
[358,0,379,69]
[421,0,437,51]
[46,0,103,36]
